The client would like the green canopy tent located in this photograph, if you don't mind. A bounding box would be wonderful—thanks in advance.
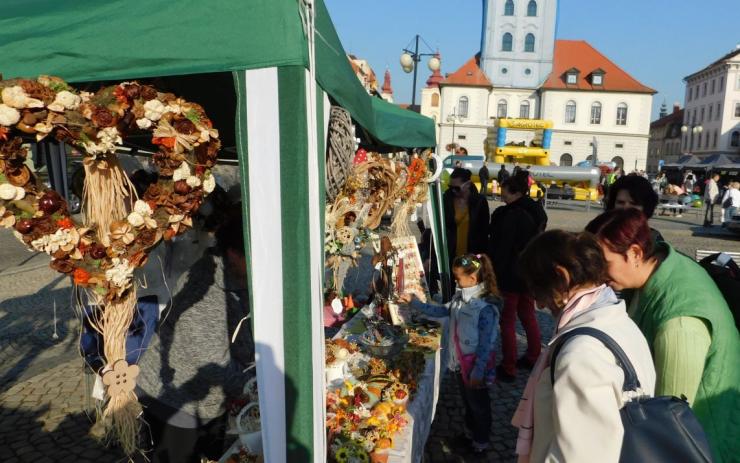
[0,1,441,461]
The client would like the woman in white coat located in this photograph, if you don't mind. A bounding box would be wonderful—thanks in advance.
[512,230,656,463]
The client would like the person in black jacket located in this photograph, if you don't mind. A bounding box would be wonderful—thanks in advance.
[497,164,510,186]
[444,168,490,287]
[478,162,490,197]
[488,171,545,381]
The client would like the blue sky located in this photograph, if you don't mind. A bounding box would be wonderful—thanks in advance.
[325,0,740,120]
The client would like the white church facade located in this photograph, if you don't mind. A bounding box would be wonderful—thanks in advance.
[421,0,655,171]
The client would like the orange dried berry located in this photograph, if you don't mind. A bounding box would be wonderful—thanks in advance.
[56,217,74,229]
[73,268,91,285]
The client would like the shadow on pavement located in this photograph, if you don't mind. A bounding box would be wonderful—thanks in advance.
[0,403,125,462]
[0,275,76,388]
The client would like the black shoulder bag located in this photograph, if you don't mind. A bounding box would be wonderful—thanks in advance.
[550,327,714,463]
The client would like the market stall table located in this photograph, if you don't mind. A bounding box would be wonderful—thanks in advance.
[330,308,445,463]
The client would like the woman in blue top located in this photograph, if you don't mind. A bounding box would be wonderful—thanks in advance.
[400,253,502,454]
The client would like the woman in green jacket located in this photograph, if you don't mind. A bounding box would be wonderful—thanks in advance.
[586,208,740,463]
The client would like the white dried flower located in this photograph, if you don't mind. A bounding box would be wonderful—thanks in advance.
[84,127,122,155]
[105,257,134,288]
[172,162,191,182]
[0,104,21,126]
[0,183,17,200]
[202,173,216,194]
[31,228,79,254]
[135,118,152,130]
[133,199,153,217]
[51,91,81,111]
[13,186,25,200]
[186,176,201,188]
[1,86,43,109]
[79,91,93,103]
[127,211,145,228]
[143,99,166,121]
[168,214,185,223]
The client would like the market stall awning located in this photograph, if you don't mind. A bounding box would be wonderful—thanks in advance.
[0,0,308,82]
[663,154,705,168]
[314,0,436,148]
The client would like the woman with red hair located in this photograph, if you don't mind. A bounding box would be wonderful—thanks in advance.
[586,208,740,463]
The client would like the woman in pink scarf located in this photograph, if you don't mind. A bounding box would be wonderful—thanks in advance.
[511,230,655,462]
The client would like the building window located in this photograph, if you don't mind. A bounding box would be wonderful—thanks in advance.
[735,102,740,118]
[564,141,572,145]
[702,82,707,97]
[692,109,696,125]
[457,96,469,117]
[592,74,603,85]
[519,100,530,119]
[700,106,705,122]
[524,68,532,75]
[590,102,602,124]
[565,100,576,123]
[732,131,740,147]
[615,143,624,148]
[527,0,537,16]
[711,79,716,94]
[683,134,687,150]
[501,67,508,74]
[705,132,710,148]
[559,153,573,166]
[697,132,702,149]
[497,99,508,118]
[524,33,535,52]
[458,134,467,140]
[720,76,724,90]
[709,104,713,120]
[502,33,513,52]
[431,93,439,107]
[566,74,577,84]
[717,103,721,119]
[504,0,514,16]
[688,88,692,102]
[616,103,628,125]
[612,156,624,169]
[713,130,718,148]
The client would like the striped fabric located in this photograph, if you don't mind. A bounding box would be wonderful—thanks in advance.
[234,66,329,463]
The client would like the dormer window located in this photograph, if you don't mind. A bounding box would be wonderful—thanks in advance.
[590,68,606,86]
[565,68,580,85]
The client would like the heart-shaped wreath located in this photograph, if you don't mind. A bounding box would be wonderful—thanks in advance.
[0,75,221,455]
[0,76,219,300]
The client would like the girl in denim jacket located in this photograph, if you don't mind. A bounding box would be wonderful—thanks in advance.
[400,253,501,454]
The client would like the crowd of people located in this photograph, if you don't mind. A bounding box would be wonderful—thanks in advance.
[426,166,739,461]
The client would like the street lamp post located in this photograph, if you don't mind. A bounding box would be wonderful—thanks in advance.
[681,124,703,154]
[400,35,440,109]
[446,110,464,153]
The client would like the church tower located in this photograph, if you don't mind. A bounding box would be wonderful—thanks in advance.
[480,0,558,89]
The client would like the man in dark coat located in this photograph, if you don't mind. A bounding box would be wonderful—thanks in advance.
[488,171,545,381]
[443,168,489,282]
[497,164,510,186]
[478,162,490,197]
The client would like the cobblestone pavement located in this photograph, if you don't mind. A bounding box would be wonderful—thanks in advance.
[0,202,738,462]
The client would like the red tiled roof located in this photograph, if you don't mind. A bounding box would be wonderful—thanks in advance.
[650,107,684,129]
[543,40,656,94]
[440,54,492,87]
